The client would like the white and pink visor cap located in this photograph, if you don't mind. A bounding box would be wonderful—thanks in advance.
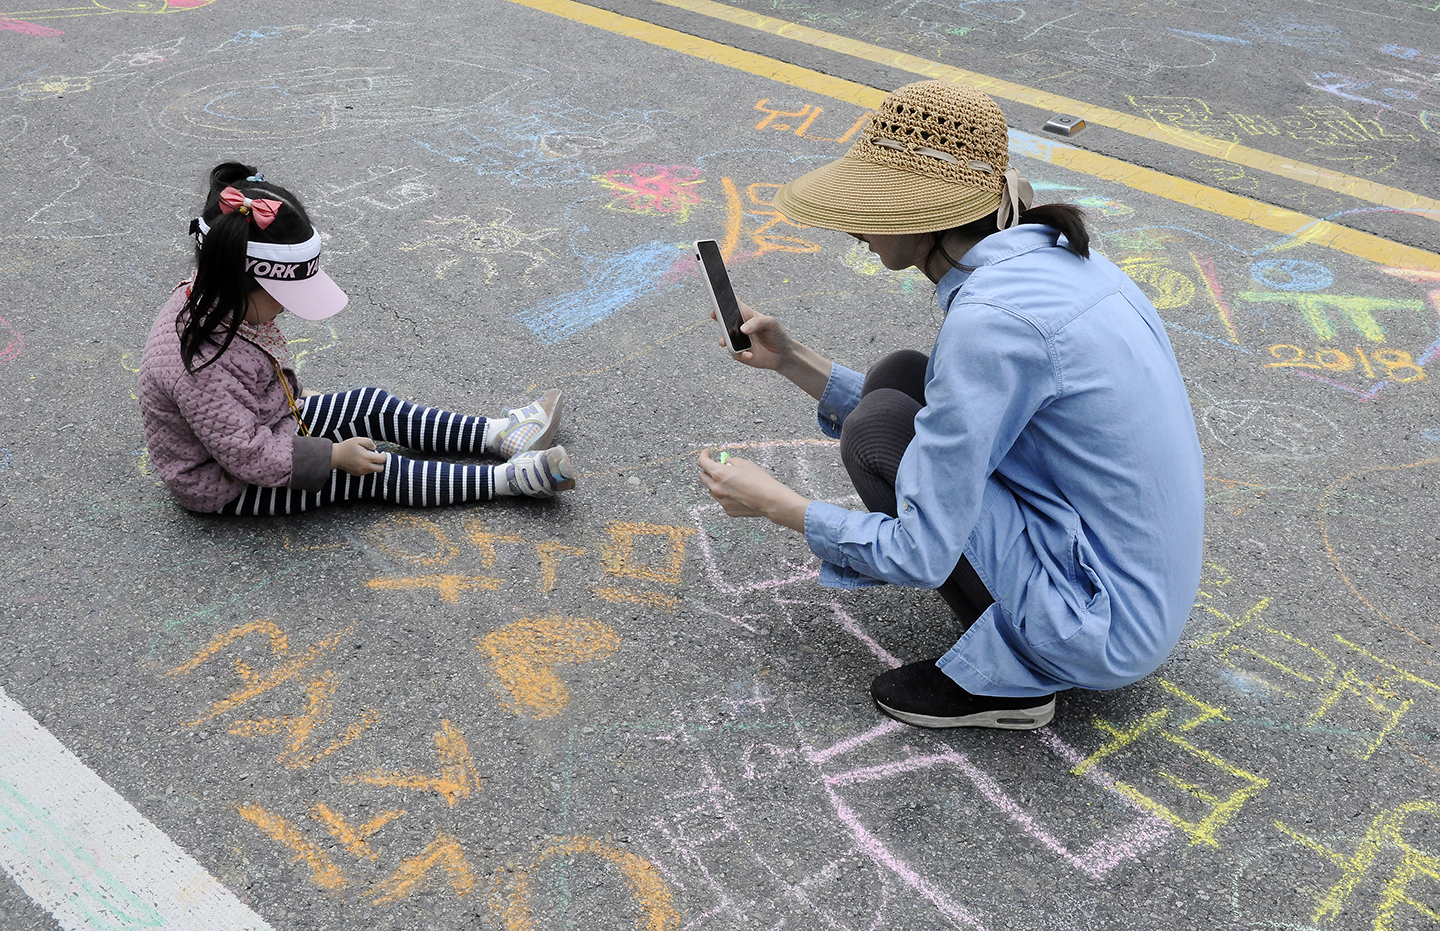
[195,217,348,321]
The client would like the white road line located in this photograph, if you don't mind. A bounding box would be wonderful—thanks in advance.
[0,687,273,931]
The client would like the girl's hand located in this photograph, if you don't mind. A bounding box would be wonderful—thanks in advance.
[697,449,810,533]
[715,301,797,371]
[332,437,386,476]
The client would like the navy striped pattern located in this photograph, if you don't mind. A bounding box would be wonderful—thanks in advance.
[218,388,498,515]
[302,387,486,453]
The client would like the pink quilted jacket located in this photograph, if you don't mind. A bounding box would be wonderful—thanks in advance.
[137,285,333,512]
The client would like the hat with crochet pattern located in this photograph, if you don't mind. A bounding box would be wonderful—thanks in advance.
[773,81,1032,235]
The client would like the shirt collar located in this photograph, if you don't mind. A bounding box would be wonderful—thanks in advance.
[936,225,1062,311]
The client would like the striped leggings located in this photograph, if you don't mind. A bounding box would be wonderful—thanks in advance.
[220,388,497,515]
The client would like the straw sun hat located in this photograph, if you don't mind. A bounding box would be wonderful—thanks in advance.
[773,81,1034,236]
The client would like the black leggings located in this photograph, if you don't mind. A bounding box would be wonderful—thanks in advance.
[838,350,996,627]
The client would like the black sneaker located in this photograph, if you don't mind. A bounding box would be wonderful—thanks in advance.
[870,660,1055,729]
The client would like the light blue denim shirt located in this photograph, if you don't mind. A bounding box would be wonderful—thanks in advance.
[804,225,1205,697]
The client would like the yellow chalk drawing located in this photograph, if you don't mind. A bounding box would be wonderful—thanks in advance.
[168,620,352,726]
[462,519,525,567]
[348,720,480,808]
[236,802,348,892]
[372,512,460,567]
[227,670,380,768]
[536,541,587,593]
[366,573,503,603]
[492,835,679,931]
[479,616,620,718]
[371,832,477,906]
[599,521,694,585]
[309,803,405,862]
[1118,257,1196,310]
[1278,802,1440,930]
[1238,292,1425,343]
[592,587,681,611]
[1192,576,1439,760]
[1073,680,1267,847]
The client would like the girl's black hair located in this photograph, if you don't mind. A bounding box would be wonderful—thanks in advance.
[933,202,1090,273]
[178,161,316,373]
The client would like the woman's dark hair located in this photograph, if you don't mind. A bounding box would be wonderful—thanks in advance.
[934,202,1090,272]
[178,161,316,373]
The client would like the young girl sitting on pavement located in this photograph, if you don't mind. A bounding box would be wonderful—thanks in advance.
[139,161,574,515]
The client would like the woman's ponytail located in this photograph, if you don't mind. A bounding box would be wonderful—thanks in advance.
[1019,203,1089,259]
[176,161,316,373]
[935,201,1091,275]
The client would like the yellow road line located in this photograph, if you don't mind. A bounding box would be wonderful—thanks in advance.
[654,0,1440,219]
[502,0,1440,271]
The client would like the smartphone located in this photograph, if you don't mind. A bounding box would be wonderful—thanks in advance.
[694,239,751,353]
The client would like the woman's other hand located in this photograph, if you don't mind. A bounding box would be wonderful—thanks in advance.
[332,436,386,476]
[697,449,810,533]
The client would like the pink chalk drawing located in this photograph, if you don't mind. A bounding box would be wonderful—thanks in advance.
[0,315,22,363]
[596,164,704,221]
[0,16,61,35]
[0,0,216,37]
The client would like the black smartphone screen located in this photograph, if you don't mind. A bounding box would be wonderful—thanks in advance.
[697,240,751,352]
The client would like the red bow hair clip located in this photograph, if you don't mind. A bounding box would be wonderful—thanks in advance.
[218,186,284,229]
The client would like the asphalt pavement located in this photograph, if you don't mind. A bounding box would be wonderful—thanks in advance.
[2,1,1439,930]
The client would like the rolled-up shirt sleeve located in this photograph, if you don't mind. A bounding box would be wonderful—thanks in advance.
[804,300,1058,588]
[815,363,865,438]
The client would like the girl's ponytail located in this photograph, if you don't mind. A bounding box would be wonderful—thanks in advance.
[177,161,316,373]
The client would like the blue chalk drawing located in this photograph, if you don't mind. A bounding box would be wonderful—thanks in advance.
[513,240,686,344]
[1420,428,1440,443]
[414,98,681,188]
[1249,258,1334,292]
[1168,28,1251,45]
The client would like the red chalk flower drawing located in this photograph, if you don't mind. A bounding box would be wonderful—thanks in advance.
[596,164,705,221]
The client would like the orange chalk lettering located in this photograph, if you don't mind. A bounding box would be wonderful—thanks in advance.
[366,574,502,603]
[592,586,681,611]
[347,720,481,807]
[493,835,678,931]
[170,620,353,727]
[227,670,380,768]
[370,832,476,906]
[598,522,695,586]
[236,802,348,892]
[536,541,587,594]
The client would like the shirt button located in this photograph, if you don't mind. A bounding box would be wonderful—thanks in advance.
[902,503,912,512]
[829,413,838,421]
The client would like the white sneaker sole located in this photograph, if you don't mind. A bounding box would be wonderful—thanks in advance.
[874,698,1055,730]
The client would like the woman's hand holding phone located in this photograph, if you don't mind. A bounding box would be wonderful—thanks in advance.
[714,301,795,371]
[713,301,834,402]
